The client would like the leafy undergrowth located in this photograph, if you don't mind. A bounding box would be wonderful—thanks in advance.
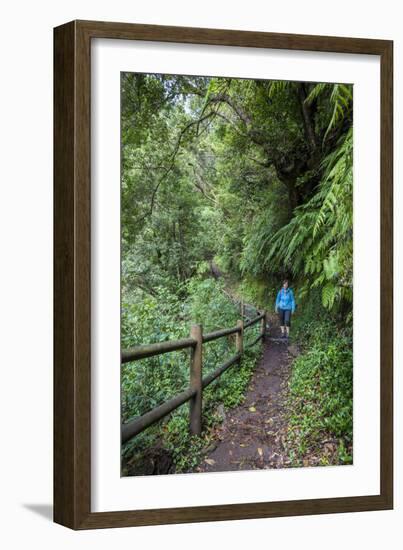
[285,315,353,467]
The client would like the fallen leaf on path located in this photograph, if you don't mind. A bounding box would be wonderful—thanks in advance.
[257,448,263,457]
[204,458,216,466]
[248,406,257,412]
[324,443,335,454]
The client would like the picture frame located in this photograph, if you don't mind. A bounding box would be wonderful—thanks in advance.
[54,19,393,530]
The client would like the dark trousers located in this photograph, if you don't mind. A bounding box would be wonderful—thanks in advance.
[278,308,291,327]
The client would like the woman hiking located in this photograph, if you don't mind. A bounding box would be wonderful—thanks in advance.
[275,279,296,339]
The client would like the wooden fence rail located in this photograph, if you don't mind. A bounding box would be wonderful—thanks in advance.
[121,310,267,444]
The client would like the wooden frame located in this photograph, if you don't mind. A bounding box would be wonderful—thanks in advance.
[54,20,393,530]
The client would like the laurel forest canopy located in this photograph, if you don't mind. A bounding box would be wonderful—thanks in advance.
[121,73,353,473]
[121,74,352,311]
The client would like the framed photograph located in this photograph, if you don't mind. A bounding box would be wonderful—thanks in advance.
[54,20,393,529]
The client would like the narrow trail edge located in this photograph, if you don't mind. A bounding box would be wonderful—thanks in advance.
[196,326,294,473]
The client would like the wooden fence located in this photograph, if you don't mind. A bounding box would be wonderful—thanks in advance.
[121,309,267,444]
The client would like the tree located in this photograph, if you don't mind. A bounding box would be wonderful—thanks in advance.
[121,72,353,312]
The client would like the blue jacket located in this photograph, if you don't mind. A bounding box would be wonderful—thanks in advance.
[275,288,296,313]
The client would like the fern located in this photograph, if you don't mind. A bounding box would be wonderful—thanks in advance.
[264,128,353,310]
[267,80,293,98]
[305,82,353,142]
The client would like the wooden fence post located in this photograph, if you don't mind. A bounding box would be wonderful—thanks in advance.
[261,310,266,342]
[236,319,244,356]
[189,324,203,436]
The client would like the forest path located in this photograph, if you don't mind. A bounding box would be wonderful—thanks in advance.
[196,321,298,472]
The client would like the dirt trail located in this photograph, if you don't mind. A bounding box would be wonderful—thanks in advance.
[196,324,297,472]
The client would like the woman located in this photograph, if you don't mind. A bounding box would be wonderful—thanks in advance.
[275,279,296,339]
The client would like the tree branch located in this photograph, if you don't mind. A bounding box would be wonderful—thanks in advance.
[135,111,219,224]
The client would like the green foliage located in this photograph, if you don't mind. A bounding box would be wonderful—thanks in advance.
[121,278,237,420]
[263,128,353,311]
[284,290,353,466]
[120,72,353,474]
[306,82,353,141]
[121,275,262,473]
[286,325,353,465]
